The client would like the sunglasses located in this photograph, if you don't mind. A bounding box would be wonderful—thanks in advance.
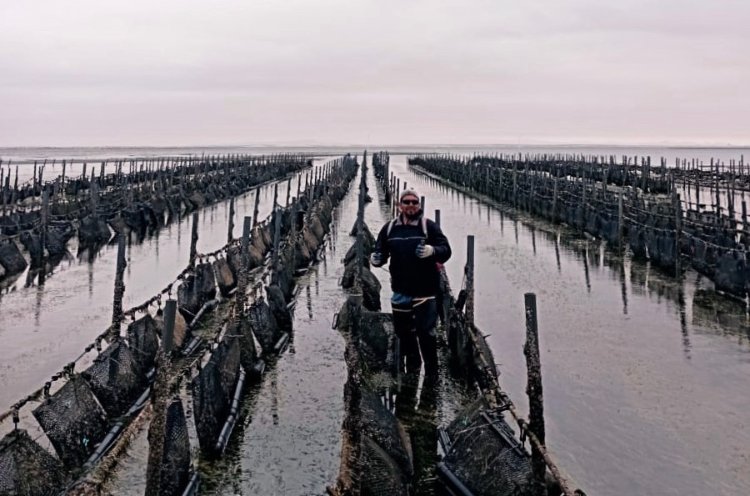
[401,199,420,205]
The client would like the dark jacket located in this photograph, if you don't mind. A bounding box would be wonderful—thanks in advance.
[373,214,451,297]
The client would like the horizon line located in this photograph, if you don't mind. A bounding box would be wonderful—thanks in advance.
[1,141,749,151]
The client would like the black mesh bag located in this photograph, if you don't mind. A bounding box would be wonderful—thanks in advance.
[32,376,109,468]
[81,340,147,417]
[127,314,160,377]
[0,429,67,496]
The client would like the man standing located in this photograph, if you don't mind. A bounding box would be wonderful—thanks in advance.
[370,188,452,376]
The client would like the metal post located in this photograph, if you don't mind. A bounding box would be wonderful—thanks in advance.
[524,292,546,496]
[395,177,401,217]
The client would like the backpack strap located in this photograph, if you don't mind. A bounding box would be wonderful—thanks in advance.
[386,218,398,237]
[386,216,428,238]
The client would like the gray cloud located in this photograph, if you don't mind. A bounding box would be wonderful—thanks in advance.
[1,0,747,146]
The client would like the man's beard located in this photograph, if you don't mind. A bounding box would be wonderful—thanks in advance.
[404,209,422,221]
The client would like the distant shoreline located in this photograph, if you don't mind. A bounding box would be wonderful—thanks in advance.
[2,143,749,150]
[1,143,747,165]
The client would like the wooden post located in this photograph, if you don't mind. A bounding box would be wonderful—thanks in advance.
[111,234,127,328]
[696,176,701,210]
[580,174,586,232]
[90,179,99,217]
[715,160,721,223]
[465,235,475,326]
[552,176,558,222]
[40,190,50,270]
[190,211,199,267]
[524,292,547,496]
[673,193,682,277]
[236,216,252,311]
[227,197,235,243]
[10,165,17,205]
[421,195,425,211]
[355,172,366,286]
[61,160,67,199]
[435,209,441,227]
[0,167,5,217]
[272,206,282,281]
[162,299,176,355]
[144,350,171,496]
[286,177,292,207]
[618,190,624,252]
[252,188,260,227]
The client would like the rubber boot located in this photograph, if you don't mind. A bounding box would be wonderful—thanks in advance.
[418,332,439,378]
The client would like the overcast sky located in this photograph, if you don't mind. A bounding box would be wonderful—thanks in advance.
[1,0,747,147]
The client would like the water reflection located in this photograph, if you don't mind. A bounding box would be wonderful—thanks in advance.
[306,284,313,320]
[619,259,628,315]
[582,243,591,293]
[391,156,750,496]
[395,373,439,495]
[0,165,319,412]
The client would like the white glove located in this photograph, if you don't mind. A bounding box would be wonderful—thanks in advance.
[370,252,384,267]
[415,244,434,259]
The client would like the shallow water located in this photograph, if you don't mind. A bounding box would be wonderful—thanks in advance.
[0,165,319,415]
[199,160,394,495]
[389,156,750,496]
[3,153,750,495]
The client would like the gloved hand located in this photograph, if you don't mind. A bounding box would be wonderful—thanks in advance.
[370,251,384,267]
[415,244,434,259]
